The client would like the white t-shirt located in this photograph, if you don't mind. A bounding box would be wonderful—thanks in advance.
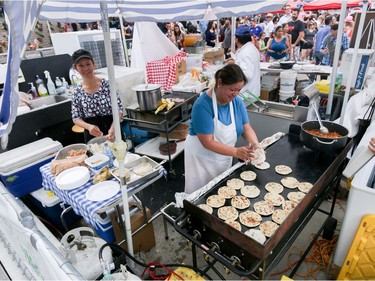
[279,14,292,25]
[233,42,261,97]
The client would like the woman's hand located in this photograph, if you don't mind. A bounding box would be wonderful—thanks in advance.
[235,146,255,162]
[107,127,115,141]
[88,124,103,138]
[369,137,375,154]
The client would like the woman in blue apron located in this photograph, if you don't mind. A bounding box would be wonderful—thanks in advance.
[70,49,124,143]
[184,64,261,194]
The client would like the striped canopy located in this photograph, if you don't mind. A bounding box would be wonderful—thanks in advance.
[38,0,288,22]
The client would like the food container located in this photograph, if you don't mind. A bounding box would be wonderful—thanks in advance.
[84,154,110,172]
[159,141,177,155]
[55,143,88,160]
[279,61,296,69]
[300,121,349,152]
[132,84,162,111]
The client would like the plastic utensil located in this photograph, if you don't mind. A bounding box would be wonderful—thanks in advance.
[312,102,329,134]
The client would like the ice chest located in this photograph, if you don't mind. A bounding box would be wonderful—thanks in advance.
[29,188,82,231]
[0,138,62,197]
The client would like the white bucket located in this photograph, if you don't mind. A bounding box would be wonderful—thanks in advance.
[280,70,297,92]
[279,90,295,102]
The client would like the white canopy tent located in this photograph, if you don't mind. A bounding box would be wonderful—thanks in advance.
[2,0,288,266]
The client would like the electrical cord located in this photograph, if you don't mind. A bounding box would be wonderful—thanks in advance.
[98,242,213,280]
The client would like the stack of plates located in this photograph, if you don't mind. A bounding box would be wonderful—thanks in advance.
[56,166,90,190]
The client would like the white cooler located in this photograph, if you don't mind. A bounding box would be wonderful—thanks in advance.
[0,138,62,197]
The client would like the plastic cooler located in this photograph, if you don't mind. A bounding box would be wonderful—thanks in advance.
[28,188,82,231]
[93,212,116,243]
[0,138,62,198]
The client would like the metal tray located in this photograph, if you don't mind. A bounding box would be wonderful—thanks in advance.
[110,156,162,187]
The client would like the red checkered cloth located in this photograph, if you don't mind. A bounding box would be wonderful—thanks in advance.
[146,52,188,91]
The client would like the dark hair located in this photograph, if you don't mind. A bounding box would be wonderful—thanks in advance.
[275,26,283,33]
[282,23,289,28]
[214,64,248,87]
[272,16,280,24]
[325,15,333,25]
[292,8,299,13]
[331,23,339,31]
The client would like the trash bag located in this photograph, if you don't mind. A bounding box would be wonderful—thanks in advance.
[351,97,375,155]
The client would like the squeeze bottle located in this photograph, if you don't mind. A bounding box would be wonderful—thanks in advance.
[35,75,48,96]
[27,82,38,99]
[44,70,56,95]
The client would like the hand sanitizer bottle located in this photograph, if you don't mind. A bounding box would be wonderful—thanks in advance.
[35,75,48,97]
[44,70,56,95]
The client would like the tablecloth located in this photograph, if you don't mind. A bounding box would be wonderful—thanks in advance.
[40,162,166,227]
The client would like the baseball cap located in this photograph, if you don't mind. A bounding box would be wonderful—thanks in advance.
[72,49,93,64]
[235,25,251,36]
[266,13,273,18]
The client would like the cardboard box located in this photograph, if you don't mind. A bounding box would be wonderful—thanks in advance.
[203,49,224,64]
[110,204,156,253]
[175,60,186,83]
[260,88,279,101]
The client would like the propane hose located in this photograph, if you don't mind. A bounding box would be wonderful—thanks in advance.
[98,242,213,280]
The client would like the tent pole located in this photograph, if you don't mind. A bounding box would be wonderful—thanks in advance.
[100,0,134,258]
[339,0,369,124]
[325,0,347,120]
[118,15,130,67]
[231,16,236,55]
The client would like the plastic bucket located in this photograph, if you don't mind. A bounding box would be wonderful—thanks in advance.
[279,90,295,102]
[280,70,297,92]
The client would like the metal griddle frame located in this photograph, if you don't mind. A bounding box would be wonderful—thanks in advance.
[174,128,352,279]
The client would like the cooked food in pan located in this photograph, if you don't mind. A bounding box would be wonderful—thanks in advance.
[305,129,343,138]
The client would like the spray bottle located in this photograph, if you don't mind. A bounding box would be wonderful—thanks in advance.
[44,70,56,95]
[62,77,69,89]
[27,82,38,99]
[35,75,48,97]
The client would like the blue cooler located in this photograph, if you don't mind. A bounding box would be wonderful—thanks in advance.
[29,188,82,231]
[0,138,62,198]
[93,212,116,243]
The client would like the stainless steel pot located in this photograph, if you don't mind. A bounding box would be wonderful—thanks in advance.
[133,84,162,111]
[300,120,348,153]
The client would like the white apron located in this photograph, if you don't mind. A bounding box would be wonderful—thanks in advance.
[184,90,237,194]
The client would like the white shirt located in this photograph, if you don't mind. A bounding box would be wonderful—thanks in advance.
[279,14,292,25]
[233,42,261,97]
[264,21,275,37]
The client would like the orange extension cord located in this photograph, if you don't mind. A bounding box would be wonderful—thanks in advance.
[270,235,339,280]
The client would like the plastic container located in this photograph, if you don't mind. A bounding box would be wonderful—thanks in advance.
[35,75,48,97]
[279,90,295,102]
[315,80,330,94]
[27,82,38,99]
[84,154,110,172]
[0,138,62,197]
[28,188,82,230]
[44,70,56,95]
[280,70,297,92]
[93,212,115,243]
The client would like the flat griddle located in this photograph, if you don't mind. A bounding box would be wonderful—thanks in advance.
[176,129,351,274]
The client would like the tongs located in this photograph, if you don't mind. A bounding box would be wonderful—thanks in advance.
[246,90,269,111]
[239,93,259,109]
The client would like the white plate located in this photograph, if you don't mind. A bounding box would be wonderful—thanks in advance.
[113,154,141,167]
[55,166,90,190]
[85,181,120,202]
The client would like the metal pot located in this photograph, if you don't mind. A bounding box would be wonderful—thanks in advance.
[133,84,162,111]
[300,121,348,152]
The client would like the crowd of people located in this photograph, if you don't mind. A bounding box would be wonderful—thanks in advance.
[156,5,357,67]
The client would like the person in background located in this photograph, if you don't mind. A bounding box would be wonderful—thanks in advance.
[70,49,124,143]
[264,13,275,45]
[218,18,226,42]
[165,22,177,46]
[279,5,292,25]
[320,23,349,66]
[249,18,263,39]
[282,23,292,60]
[288,8,305,60]
[223,18,232,59]
[226,25,261,97]
[184,64,261,194]
[174,24,185,50]
[266,26,290,61]
[344,15,354,42]
[258,32,268,62]
[300,21,317,60]
[313,15,335,65]
[205,21,217,47]
[369,137,375,154]
[297,4,306,22]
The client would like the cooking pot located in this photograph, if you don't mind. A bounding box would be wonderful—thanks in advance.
[133,84,162,111]
[279,61,296,69]
[300,121,348,153]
